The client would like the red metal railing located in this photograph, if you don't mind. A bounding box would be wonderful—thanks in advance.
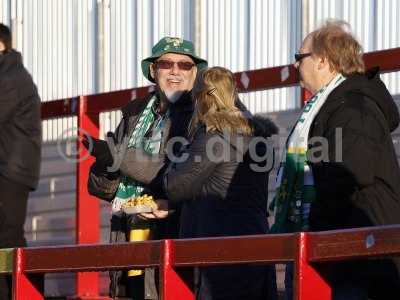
[39,47,400,298]
[9,225,400,299]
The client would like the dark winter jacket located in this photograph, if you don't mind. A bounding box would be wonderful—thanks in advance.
[0,50,41,190]
[88,91,194,237]
[119,114,279,299]
[119,115,278,239]
[308,68,400,231]
[308,68,400,293]
[87,91,194,299]
[163,124,277,300]
[87,91,193,200]
[164,125,273,238]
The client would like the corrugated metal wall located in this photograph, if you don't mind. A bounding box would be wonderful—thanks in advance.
[198,0,302,113]
[100,0,194,92]
[0,0,10,24]
[8,0,97,101]
[376,0,400,96]
[2,0,397,122]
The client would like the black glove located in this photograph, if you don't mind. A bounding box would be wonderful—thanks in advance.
[82,132,115,168]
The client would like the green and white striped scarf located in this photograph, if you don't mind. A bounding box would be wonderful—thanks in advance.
[112,95,168,215]
[271,74,346,233]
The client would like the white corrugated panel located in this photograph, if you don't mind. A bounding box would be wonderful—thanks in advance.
[306,0,400,96]
[0,0,10,24]
[199,0,302,114]
[376,0,400,96]
[11,0,97,101]
[306,0,375,51]
[101,0,193,92]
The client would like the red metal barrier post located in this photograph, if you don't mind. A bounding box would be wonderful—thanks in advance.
[12,248,44,300]
[295,233,331,300]
[159,240,194,300]
[75,96,103,299]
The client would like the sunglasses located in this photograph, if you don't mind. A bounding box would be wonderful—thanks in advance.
[294,52,312,62]
[155,59,195,71]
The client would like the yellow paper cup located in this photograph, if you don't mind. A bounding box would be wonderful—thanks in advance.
[128,228,151,277]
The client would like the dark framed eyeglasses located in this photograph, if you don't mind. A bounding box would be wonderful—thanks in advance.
[155,59,195,71]
[294,52,312,62]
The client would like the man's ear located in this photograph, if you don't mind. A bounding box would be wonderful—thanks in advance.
[150,63,157,81]
[317,56,329,71]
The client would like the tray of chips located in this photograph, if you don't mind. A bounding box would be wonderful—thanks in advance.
[121,194,157,214]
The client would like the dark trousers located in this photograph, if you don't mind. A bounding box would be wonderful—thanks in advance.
[195,264,277,300]
[0,176,29,300]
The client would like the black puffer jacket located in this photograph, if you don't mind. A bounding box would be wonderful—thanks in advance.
[0,50,41,189]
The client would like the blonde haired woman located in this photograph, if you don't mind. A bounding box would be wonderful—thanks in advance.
[119,67,277,299]
[159,67,277,300]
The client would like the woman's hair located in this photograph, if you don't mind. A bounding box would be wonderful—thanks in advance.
[190,67,252,136]
[310,19,365,76]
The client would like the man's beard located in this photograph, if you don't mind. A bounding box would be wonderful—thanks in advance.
[164,90,184,103]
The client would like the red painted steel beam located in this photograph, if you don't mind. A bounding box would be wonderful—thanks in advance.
[41,97,78,119]
[307,225,400,263]
[75,96,101,297]
[160,240,194,300]
[364,47,400,73]
[13,248,44,300]
[235,64,300,92]
[173,233,296,266]
[23,241,161,273]
[21,235,294,274]
[294,233,331,300]
[85,86,153,114]
[40,48,400,119]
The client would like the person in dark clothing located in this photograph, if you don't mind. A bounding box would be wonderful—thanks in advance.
[85,37,207,299]
[0,23,42,300]
[120,67,278,300]
[273,19,400,300]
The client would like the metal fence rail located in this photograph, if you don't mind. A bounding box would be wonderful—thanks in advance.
[2,225,399,299]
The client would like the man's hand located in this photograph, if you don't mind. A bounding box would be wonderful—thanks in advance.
[138,199,170,219]
[81,132,115,167]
